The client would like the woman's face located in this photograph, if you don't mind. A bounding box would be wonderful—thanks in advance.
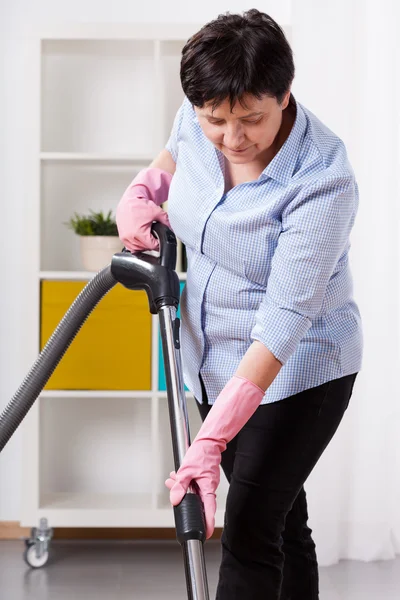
[194,92,291,165]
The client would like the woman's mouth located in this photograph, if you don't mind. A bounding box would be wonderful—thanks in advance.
[226,146,250,154]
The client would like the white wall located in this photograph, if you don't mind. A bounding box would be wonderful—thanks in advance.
[0,0,290,520]
[2,0,291,27]
[291,0,400,562]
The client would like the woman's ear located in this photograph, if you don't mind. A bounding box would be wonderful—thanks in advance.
[281,90,291,110]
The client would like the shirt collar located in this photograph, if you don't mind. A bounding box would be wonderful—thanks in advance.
[260,97,307,186]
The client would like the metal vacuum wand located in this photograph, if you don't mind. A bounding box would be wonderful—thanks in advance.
[111,222,210,600]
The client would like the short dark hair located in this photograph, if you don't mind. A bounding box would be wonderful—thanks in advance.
[180,9,295,110]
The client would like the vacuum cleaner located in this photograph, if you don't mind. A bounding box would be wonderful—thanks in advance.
[0,222,210,600]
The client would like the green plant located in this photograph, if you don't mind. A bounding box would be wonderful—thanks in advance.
[66,210,118,236]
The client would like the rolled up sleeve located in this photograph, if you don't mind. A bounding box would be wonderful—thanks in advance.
[251,175,357,365]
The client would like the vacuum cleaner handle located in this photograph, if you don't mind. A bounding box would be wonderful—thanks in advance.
[150,221,178,270]
[111,222,180,315]
[158,304,209,599]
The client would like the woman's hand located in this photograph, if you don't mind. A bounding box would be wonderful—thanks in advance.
[164,374,267,539]
[165,439,221,539]
[117,195,171,253]
[116,165,173,253]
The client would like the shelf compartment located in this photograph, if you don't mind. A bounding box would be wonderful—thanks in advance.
[39,396,153,504]
[40,281,151,390]
[41,39,157,155]
[40,161,135,271]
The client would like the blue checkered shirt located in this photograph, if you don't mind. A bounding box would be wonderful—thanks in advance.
[165,97,363,405]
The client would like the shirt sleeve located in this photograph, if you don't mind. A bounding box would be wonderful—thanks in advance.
[165,99,186,163]
[250,175,358,365]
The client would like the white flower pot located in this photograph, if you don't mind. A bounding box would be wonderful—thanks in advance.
[79,236,122,272]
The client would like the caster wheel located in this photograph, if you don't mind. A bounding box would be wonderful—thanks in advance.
[23,543,49,568]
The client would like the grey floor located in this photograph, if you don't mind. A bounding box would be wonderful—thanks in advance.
[1,539,399,599]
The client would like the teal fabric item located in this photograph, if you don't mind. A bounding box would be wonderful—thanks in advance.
[158,282,188,391]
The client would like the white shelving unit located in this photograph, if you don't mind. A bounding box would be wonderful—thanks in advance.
[21,24,229,532]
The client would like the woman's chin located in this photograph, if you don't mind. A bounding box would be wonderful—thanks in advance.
[227,154,254,165]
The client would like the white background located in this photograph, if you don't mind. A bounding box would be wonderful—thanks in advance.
[1,0,399,566]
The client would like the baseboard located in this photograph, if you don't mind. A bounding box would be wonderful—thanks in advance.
[0,522,222,541]
[0,522,30,540]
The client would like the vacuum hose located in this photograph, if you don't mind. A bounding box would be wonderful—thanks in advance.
[0,266,117,452]
[0,223,209,598]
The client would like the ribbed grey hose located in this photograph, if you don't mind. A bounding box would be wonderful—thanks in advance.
[0,266,117,453]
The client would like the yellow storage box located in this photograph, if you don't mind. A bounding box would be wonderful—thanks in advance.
[41,281,152,390]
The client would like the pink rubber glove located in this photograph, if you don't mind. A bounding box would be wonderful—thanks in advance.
[116,167,173,253]
[165,375,265,539]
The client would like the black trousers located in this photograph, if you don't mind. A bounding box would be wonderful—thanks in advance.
[197,372,357,600]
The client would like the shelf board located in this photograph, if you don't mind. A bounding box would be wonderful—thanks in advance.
[39,270,187,281]
[40,152,154,163]
[157,391,194,400]
[33,492,225,528]
[39,23,202,41]
[39,492,152,511]
[39,390,195,400]
[40,390,154,399]
[40,270,97,280]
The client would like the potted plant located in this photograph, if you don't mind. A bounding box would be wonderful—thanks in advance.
[66,210,122,271]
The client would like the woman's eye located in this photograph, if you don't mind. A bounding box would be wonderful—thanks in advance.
[208,117,262,125]
[243,118,262,125]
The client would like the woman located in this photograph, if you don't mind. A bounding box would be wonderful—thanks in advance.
[116,9,363,600]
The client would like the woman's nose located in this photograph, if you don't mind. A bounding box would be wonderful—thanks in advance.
[223,124,245,149]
